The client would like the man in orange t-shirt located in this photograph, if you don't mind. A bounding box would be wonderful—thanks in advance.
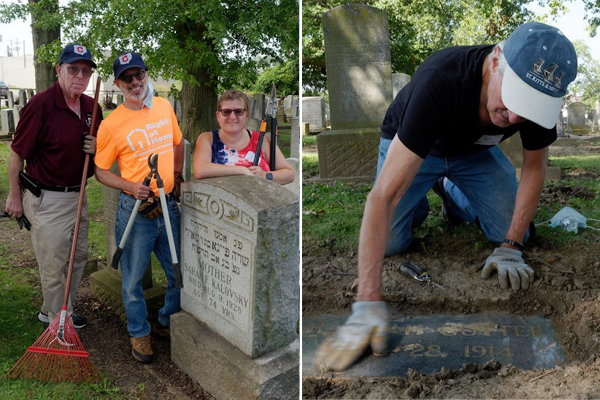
[95,52,184,364]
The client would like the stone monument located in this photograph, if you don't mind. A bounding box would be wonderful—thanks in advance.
[392,72,411,98]
[172,176,299,400]
[566,102,587,134]
[301,97,326,133]
[318,4,393,179]
[499,134,560,181]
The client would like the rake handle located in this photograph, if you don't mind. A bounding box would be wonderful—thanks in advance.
[62,76,102,307]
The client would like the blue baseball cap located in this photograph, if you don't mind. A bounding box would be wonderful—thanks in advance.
[113,52,148,80]
[501,22,578,129]
[59,44,97,68]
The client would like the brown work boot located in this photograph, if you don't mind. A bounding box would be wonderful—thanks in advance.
[130,335,153,364]
[152,321,170,338]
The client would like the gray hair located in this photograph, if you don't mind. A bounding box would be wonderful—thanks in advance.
[489,40,508,74]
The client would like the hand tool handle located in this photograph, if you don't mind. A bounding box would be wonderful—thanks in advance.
[157,186,182,288]
[62,76,101,309]
[111,175,152,269]
[253,122,267,166]
[269,117,277,171]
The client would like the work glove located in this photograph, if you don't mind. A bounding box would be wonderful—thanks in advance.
[173,172,184,202]
[481,247,534,290]
[82,134,96,155]
[315,301,389,372]
[139,192,163,219]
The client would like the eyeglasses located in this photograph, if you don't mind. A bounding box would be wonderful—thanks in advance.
[218,108,246,117]
[119,70,146,84]
[66,65,94,78]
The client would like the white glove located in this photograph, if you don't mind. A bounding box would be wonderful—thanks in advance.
[482,247,534,290]
[315,301,389,372]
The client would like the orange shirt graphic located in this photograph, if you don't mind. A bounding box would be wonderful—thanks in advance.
[95,97,183,195]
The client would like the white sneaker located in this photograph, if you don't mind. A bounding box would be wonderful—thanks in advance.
[38,311,49,324]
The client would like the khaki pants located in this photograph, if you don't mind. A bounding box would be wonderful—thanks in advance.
[22,189,88,321]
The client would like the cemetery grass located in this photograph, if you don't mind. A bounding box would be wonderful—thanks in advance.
[0,142,213,399]
[301,137,600,399]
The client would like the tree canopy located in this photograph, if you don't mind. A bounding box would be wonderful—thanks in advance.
[302,0,536,93]
[1,0,299,141]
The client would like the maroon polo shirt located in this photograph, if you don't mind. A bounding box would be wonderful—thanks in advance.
[11,81,102,187]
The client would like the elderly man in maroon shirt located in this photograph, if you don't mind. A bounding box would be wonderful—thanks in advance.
[4,44,102,329]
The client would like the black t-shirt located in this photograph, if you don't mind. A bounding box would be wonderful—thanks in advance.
[381,45,557,159]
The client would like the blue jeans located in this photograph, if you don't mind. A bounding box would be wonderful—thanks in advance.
[115,193,181,337]
[376,137,531,256]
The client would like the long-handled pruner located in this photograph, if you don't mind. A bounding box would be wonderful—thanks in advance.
[397,261,445,289]
[253,83,278,169]
[111,154,155,270]
[147,153,183,289]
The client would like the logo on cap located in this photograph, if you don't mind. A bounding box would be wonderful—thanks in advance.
[120,53,132,65]
[74,45,87,55]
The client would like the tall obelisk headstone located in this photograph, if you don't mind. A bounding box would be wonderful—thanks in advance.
[172,176,299,399]
[317,4,392,179]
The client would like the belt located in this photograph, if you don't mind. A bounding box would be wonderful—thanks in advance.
[121,191,175,201]
[39,183,81,193]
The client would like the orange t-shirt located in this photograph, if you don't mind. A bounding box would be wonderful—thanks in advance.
[95,97,183,195]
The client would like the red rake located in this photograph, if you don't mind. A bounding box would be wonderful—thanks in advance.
[4,306,101,382]
[4,77,103,383]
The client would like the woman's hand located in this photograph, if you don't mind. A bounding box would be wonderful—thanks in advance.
[248,166,267,179]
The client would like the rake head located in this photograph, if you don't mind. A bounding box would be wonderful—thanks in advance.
[3,310,101,383]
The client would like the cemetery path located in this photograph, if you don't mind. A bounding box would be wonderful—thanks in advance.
[0,209,214,399]
[302,138,600,399]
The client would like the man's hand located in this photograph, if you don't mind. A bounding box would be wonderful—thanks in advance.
[5,191,23,218]
[481,247,534,290]
[82,134,97,155]
[130,182,151,201]
[315,301,389,372]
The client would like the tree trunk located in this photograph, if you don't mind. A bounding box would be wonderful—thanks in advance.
[180,68,218,145]
[29,0,60,92]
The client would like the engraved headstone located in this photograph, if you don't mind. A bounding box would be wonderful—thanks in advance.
[499,134,560,181]
[392,73,411,98]
[567,102,587,134]
[302,97,326,132]
[1,109,15,133]
[173,176,299,399]
[303,313,568,377]
[252,93,265,121]
[26,89,34,100]
[284,95,293,117]
[19,89,27,106]
[323,5,392,129]
[302,122,310,136]
[290,116,300,159]
[13,106,22,128]
[556,113,565,138]
[7,91,14,108]
[318,4,393,179]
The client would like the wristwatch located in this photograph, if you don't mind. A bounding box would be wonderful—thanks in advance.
[503,239,525,250]
[266,172,273,181]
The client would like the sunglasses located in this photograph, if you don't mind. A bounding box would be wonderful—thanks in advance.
[65,65,94,78]
[119,70,146,84]
[218,108,246,117]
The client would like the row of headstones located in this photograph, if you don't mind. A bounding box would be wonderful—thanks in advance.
[302,72,410,135]
[0,89,33,136]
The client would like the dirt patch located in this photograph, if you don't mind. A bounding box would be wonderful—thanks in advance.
[0,210,214,400]
[302,144,600,399]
